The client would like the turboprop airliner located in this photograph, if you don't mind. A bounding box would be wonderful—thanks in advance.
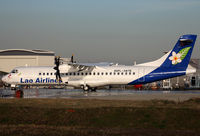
[1,34,197,91]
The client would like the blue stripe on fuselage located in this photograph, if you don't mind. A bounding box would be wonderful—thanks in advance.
[128,67,186,85]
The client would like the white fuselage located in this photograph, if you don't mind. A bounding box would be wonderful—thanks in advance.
[2,66,58,86]
[62,65,155,87]
[1,64,195,88]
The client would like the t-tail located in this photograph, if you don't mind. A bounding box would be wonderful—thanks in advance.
[129,34,197,85]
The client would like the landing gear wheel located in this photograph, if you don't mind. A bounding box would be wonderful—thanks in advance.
[91,88,97,92]
[81,85,90,92]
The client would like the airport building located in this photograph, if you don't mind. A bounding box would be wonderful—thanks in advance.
[0,49,55,73]
[146,59,200,90]
[176,59,200,89]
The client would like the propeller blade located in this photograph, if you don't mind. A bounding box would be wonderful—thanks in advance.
[71,54,74,63]
[54,56,62,82]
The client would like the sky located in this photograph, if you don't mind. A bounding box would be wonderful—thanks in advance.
[0,0,200,64]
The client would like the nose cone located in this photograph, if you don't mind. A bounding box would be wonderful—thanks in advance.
[1,75,7,83]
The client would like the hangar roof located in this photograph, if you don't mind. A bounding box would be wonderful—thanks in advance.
[0,49,55,56]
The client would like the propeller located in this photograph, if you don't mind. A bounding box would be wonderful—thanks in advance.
[54,56,62,82]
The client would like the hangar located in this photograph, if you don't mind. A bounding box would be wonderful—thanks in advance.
[0,49,55,73]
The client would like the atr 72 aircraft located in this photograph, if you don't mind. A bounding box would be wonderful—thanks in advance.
[1,34,197,91]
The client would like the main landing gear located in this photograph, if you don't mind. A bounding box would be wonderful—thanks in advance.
[81,85,97,92]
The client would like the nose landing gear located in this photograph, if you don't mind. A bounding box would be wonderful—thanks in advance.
[91,87,97,92]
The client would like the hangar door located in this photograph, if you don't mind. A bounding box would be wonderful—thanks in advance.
[0,57,37,73]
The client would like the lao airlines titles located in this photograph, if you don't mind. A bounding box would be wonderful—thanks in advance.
[20,78,61,83]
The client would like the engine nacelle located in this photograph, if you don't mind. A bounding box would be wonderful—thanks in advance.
[66,79,108,88]
[59,64,80,73]
[66,80,84,87]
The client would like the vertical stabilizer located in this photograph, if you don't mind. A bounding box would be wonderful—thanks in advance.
[159,34,197,69]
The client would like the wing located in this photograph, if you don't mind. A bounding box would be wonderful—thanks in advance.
[68,62,113,71]
[68,63,96,71]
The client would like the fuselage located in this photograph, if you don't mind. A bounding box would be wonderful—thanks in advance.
[1,64,196,88]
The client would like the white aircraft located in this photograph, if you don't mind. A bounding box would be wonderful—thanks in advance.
[1,34,197,91]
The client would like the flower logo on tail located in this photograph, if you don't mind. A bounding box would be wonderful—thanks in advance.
[169,47,191,65]
[169,52,182,65]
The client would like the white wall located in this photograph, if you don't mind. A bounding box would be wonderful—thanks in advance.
[0,55,54,73]
[37,56,54,66]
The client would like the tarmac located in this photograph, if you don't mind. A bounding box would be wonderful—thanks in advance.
[1,89,200,102]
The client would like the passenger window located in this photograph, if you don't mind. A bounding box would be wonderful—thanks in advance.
[74,73,76,75]
[105,72,108,75]
[97,73,100,75]
[77,73,80,75]
[85,73,88,75]
[43,73,45,75]
[69,73,72,76]
[129,73,131,75]
[47,73,49,75]
[93,72,95,75]
[121,73,123,75]
[110,72,112,75]
[66,73,68,76]
[117,73,120,75]
[81,73,84,75]
[114,73,116,75]
[50,73,53,75]
[89,73,92,75]
[125,73,127,75]
[133,72,135,75]
[101,72,104,75]
[39,73,41,75]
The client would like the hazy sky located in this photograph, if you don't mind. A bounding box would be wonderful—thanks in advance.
[0,0,200,64]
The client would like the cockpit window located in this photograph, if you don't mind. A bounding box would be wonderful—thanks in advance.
[11,69,18,73]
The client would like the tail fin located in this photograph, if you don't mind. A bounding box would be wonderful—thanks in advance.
[138,34,197,70]
[129,34,197,85]
[160,34,197,69]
